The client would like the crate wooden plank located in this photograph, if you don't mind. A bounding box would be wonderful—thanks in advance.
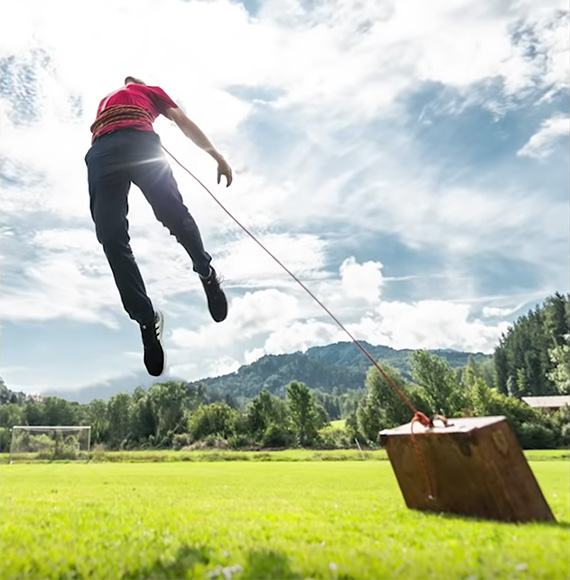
[379,416,555,522]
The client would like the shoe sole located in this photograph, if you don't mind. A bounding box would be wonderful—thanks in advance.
[146,311,166,377]
[202,280,228,323]
[209,296,228,323]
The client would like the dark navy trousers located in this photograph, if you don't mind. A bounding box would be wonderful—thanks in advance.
[85,129,212,325]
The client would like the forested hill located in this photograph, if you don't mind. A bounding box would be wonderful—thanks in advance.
[187,342,490,400]
[305,342,487,374]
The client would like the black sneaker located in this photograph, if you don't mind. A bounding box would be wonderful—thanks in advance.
[200,267,228,322]
[140,311,165,376]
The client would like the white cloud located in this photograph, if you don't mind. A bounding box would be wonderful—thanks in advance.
[225,296,511,373]
[170,356,241,381]
[214,232,330,289]
[482,305,519,318]
[169,288,301,353]
[257,319,344,358]
[0,227,121,326]
[517,116,570,159]
[355,300,511,353]
[0,257,118,326]
[340,257,384,302]
[1,0,567,395]
[369,178,564,265]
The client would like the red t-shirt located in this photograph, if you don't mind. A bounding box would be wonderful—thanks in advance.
[94,84,179,136]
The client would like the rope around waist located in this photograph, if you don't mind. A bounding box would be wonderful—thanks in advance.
[90,105,154,143]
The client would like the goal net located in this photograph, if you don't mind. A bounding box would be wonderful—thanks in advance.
[9,426,91,463]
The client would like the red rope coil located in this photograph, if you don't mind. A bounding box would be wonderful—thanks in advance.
[90,105,154,143]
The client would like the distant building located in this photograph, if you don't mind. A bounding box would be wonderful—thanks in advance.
[26,393,44,403]
[522,395,570,412]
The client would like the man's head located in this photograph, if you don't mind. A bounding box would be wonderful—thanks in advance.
[124,76,146,86]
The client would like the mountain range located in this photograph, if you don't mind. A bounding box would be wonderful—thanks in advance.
[44,341,491,403]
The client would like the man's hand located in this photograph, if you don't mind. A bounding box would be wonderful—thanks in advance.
[216,157,233,187]
[167,107,233,187]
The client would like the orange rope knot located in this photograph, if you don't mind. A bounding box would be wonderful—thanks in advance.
[412,411,432,428]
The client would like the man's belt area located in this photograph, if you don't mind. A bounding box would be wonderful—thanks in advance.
[90,105,154,142]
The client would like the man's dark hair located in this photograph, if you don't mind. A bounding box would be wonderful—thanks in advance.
[124,76,146,85]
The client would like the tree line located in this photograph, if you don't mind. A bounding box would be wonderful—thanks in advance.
[1,293,568,452]
[494,292,569,397]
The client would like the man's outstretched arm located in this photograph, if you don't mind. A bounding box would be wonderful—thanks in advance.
[166,107,233,187]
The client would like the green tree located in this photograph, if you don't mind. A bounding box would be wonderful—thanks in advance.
[494,344,509,395]
[314,402,330,428]
[356,394,383,444]
[107,393,132,449]
[543,292,569,347]
[547,344,570,394]
[246,390,289,444]
[188,402,238,441]
[356,365,420,442]
[286,381,320,447]
[0,404,23,429]
[147,382,189,443]
[516,368,528,398]
[132,386,147,403]
[494,295,568,397]
[85,399,109,444]
[460,355,496,388]
[465,373,557,449]
[0,378,26,405]
[465,371,496,417]
[410,350,467,417]
[339,391,363,418]
[261,422,294,448]
[42,397,82,426]
[130,394,156,445]
[22,399,45,426]
[313,391,341,420]
[184,383,208,410]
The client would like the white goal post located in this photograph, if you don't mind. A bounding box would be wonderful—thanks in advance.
[9,425,91,463]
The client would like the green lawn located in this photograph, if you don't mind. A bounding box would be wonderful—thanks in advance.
[0,460,568,580]
[1,448,567,464]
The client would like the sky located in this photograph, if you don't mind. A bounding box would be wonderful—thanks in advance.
[0,0,568,399]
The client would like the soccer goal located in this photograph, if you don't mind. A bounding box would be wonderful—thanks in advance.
[9,426,91,463]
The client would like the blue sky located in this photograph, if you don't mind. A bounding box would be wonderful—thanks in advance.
[0,0,568,398]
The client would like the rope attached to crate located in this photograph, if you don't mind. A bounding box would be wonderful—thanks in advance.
[162,143,443,499]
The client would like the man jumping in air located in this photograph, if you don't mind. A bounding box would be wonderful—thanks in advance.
[85,76,232,378]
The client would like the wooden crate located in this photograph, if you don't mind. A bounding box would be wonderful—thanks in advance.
[379,416,555,522]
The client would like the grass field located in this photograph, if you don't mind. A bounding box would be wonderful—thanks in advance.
[1,448,567,464]
[0,456,568,580]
